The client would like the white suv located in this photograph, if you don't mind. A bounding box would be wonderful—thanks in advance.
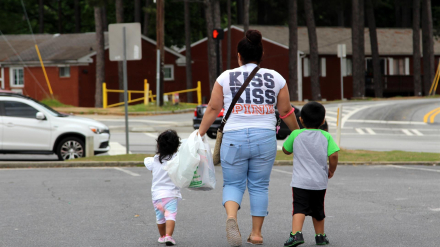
[0,93,110,160]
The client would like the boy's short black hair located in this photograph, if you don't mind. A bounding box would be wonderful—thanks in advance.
[300,102,326,128]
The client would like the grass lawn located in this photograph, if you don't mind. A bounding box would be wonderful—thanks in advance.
[127,102,196,112]
[71,149,440,163]
[41,98,73,108]
[276,149,440,162]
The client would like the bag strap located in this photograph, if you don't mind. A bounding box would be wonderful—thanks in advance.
[219,66,260,132]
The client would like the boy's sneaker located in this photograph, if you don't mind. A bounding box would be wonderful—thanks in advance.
[284,231,304,247]
[164,236,176,246]
[315,234,329,245]
[158,236,166,244]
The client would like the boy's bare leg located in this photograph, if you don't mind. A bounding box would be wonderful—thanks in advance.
[165,220,175,236]
[225,201,239,220]
[312,217,325,234]
[250,216,264,241]
[292,214,306,233]
[157,223,166,237]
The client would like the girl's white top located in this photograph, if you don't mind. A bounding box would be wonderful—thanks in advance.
[144,154,182,201]
[216,63,286,132]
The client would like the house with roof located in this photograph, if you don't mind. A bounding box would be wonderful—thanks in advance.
[183,25,440,101]
[0,33,187,107]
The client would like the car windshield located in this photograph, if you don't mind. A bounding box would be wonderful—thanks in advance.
[32,99,67,117]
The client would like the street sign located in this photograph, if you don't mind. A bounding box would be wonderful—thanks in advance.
[337,44,346,100]
[109,23,142,61]
[337,44,346,58]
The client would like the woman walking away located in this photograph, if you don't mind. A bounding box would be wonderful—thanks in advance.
[198,30,300,246]
[144,130,181,246]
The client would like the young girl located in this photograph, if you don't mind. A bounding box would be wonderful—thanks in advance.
[144,130,181,246]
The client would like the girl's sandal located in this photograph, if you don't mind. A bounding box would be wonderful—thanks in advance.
[246,234,263,245]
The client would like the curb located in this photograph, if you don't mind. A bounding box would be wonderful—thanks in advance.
[56,109,194,116]
[274,160,440,166]
[0,160,438,169]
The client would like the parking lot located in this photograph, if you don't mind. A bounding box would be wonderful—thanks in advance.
[1,165,439,247]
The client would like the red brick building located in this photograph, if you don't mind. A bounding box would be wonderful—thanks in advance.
[183,25,440,101]
[0,33,188,107]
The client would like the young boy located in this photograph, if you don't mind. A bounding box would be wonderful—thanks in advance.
[282,102,339,247]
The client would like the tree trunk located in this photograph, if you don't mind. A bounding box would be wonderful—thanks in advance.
[227,0,232,69]
[213,0,222,73]
[288,0,298,101]
[116,0,124,102]
[338,0,345,27]
[39,0,44,33]
[58,0,63,33]
[102,6,108,32]
[74,0,81,33]
[94,6,105,108]
[243,0,249,33]
[204,0,217,92]
[304,0,321,101]
[157,0,165,106]
[135,0,141,23]
[366,0,382,97]
[143,0,150,36]
[422,0,434,95]
[184,0,193,103]
[413,0,422,96]
[359,0,365,97]
[401,0,411,28]
[395,0,401,27]
[352,0,363,98]
[237,0,244,24]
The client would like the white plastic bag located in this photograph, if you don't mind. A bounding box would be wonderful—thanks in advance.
[163,130,202,188]
[163,130,216,190]
[188,135,216,191]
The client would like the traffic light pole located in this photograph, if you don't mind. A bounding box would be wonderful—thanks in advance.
[216,39,220,77]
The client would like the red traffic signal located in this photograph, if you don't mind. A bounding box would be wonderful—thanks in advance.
[212,28,224,40]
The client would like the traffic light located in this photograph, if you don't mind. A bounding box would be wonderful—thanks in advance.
[212,28,224,40]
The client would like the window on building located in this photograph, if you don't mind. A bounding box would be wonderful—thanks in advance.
[304,57,310,77]
[320,58,326,77]
[163,65,174,81]
[342,58,352,76]
[59,66,71,78]
[10,67,24,87]
[4,101,38,118]
[389,58,409,75]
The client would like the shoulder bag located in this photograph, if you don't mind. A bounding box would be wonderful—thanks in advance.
[212,66,260,165]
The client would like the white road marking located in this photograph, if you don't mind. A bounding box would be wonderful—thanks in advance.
[388,165,440,173]
[365,128,376,135]
[341,104,386,128]
[272,168,292,174]
[109,142,132,155]
[411,129,424,136]
[325,116,337,121]
[113,167,141,176]
[401,129,414,136]
[346,119,427,125]
[145,133,158,139]
[277,145,283,150]
[429,208,440,212]
[355,128,366,135]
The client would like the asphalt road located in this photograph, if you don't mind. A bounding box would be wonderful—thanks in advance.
[1,98,439,161]
[1,165,439,246]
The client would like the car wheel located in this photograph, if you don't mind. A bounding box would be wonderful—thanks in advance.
[276,133,287,140]
[207,131,217,139]
[57,137,85,161]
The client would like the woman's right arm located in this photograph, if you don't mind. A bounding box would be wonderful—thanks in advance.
[277,84,300,131]
[198,82,224,136]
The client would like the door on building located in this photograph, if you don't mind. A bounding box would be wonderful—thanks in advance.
[0,101,52,151]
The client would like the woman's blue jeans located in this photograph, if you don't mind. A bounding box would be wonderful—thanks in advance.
[220,128,277,217]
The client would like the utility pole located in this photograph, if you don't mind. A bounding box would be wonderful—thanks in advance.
[156,0,165,106]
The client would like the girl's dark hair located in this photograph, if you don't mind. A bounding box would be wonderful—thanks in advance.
[237,29,264,64]
[156,129,181,164]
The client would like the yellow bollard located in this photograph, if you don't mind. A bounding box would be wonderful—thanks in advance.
[102,82,107,109]
[197,81,202,105]
[144,80,149,105]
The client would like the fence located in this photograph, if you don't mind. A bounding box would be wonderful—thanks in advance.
[102,79,202,108]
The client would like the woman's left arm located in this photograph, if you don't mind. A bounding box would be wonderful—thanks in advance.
[277,85,300,131]
[198,82,224,136]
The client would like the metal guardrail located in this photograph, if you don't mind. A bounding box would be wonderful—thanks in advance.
[102,80,202,108]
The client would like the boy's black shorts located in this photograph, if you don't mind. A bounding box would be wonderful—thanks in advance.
[292,187,326,221]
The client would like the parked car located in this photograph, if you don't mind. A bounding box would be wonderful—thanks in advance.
[194,104,330,140]
[0,93,110,160]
